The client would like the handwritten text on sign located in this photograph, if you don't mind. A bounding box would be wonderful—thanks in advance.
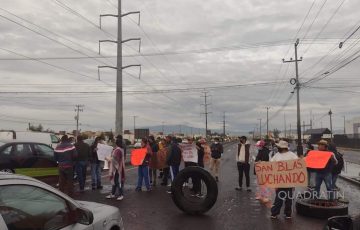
[255,159,308,188]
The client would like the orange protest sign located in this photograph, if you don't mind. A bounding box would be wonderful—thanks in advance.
[255,159,308,188]
[305,150,332,169]
[131,148,147,166]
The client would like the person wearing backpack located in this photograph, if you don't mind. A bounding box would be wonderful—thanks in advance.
[328,143,344,191]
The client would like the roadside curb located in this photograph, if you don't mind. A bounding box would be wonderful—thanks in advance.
[339,174,360,186]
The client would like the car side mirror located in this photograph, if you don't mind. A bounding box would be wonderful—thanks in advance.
[76,207,94,225]
[325,216,353,230]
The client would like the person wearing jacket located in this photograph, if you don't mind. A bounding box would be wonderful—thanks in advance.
[90,137,103,190]
[210,137,223,182]
[254,140,271,203]
[54,135,77,197]
[148,135,159,186]
[270,140,298,219]
[165,137,182,194]
[74,136,91,193]
[236,136,251,191]
[314,140,338,200]
[135,138,152,192]
[106,139,126,200]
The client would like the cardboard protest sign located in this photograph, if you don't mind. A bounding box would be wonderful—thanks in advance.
[305,150,332,169]
[180,143,198,163]
[255,159,308,188]
[97,143,114,161]
[203,144,211,164]
[154,147,169,169]
[131,148,147,166]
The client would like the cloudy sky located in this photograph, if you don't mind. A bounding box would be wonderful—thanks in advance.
[0,0,359,135]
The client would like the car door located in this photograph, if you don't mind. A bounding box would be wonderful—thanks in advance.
[0,144,16,172]
[32,143,58,177]
[12,143,38,176]
[0,184,94,230]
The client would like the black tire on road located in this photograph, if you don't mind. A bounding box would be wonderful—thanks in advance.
[171,166,218,215]
[296,198,348,219]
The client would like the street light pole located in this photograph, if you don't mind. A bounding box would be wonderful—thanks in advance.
[343,116,346,135]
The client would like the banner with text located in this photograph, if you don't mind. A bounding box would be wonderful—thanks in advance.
[180,143,198,163]
[255,159,308,188]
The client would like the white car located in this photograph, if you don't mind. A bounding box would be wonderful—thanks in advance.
[0,172,124,230]
[134,141,142,149]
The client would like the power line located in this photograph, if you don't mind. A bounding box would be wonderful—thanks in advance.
[301,0,328,40]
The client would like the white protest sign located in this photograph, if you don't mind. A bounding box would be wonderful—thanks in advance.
[180,143,198,163]
[97,143,113,161]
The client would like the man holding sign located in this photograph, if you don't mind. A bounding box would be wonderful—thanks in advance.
[269,140,299,219]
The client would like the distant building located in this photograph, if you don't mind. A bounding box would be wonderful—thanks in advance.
[304,128,332,143]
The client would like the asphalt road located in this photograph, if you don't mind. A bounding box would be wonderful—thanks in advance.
[75,142,360,230]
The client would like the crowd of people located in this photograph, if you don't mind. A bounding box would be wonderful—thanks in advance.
[53,134,344,220]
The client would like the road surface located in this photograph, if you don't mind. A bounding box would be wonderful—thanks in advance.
[75,142,360,230]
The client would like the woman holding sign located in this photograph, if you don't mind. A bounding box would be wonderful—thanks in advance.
[135,138,152,192]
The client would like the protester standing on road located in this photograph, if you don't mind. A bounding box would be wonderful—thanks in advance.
[210,137,223,182]
[74,136,91,193]
[106,138,126,200]
[254,140,271,202]
[166,137,182,193]
[161,136,172,186]
[184,137,198,168]
[235,136,251,191]
[196,139,206,168]
[135,138,152,192]
[116,135,127,160]
[54,135,78,197]
[314,140,338,200]
[270,140,298,219]
[148,136,159,186]
[90,137,103,190]
[328,143,344,191]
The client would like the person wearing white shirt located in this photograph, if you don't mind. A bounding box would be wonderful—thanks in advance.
[270,140,298,220]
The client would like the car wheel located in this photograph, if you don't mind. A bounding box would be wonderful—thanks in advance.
[0,168,15,173]
[171,166,218,215]
[296,198,348,219]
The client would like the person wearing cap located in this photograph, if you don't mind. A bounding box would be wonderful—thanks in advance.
[235,136,251,191]
[314,140,338,200]
[254,140,271,202]
[196,139,206,168]
[270,140,298,219]
[166,137,182,194]
[210,137,223,182]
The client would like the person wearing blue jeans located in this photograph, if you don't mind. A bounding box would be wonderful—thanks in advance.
[166,137,182,194]
[315,172,334,200]
[90,137,103,190]
[74,136,91,192]
[313,140,338,200]
[136,165,151,191]
[135,138,152,192]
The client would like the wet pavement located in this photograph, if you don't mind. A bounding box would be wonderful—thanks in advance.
[74,143,359,230]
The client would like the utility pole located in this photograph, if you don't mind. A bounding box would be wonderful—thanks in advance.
[283,38,303,156]
[201,91,211,138]
[98,2,141,136]
[223,112,226,137]
[290,123,292,138]
[343,116,346,134]
[284,113,287,138]
[133,115,137,140]
[329,109,333,141]
[266,108,269,138]
[258,118,262,139]
[75,105,84,138]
